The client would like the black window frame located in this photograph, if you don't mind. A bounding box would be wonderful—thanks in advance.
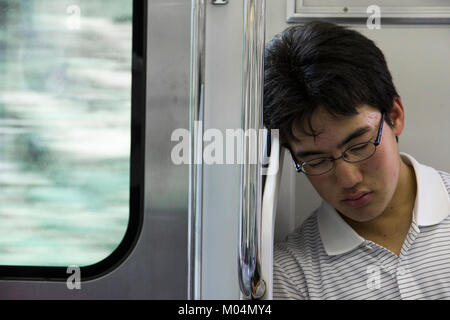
[0,0,146,282]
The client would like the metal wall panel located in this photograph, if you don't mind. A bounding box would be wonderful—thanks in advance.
[201,0,244,300]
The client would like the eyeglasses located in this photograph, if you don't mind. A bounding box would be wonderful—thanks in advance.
[290,112,385,176]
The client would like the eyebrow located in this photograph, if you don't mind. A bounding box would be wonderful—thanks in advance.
[294,126,372,159]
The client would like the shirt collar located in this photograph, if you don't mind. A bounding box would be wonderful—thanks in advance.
[317,153,450,256]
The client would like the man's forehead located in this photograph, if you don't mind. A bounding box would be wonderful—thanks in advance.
[290,106,380,144]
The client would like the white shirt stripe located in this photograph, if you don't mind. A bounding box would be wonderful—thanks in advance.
[273,154,450,300]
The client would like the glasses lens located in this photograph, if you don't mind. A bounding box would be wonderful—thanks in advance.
[303,158,333,175]
[344,143,376,162]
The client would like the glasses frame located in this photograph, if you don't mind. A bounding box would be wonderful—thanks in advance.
[290,112,386,176]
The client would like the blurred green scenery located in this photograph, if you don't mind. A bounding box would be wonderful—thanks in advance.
[0,0,132,266]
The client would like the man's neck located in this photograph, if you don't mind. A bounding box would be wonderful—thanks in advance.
[342,157,417,255]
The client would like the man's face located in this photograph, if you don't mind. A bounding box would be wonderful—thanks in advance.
[289,105,402,223]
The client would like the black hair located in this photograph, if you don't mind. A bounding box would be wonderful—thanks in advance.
[263,21,399,145]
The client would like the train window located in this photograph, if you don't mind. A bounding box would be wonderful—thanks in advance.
[0,0,145,279]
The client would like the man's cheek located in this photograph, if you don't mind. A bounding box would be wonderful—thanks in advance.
[371,150,398,180]
[308,177,336,202]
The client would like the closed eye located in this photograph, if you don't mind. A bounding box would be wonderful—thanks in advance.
[305,157,329,166]
[350,144,368,151]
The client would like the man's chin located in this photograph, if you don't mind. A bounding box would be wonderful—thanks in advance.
[336,206,382,223]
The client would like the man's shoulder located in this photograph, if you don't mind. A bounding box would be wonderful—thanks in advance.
[274,210,324,262]
[272,209,327,300]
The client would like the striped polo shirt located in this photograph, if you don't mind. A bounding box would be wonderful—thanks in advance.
[273,153,450,300]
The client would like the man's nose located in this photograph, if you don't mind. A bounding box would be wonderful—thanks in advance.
[333,159,363,189]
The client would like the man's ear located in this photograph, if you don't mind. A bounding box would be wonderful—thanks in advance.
[389,97,405,137]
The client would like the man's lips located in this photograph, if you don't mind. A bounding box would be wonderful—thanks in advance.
[341,191,374,208]
[343,191,371,201]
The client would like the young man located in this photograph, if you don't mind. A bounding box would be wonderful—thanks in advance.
[264,21,450,299]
